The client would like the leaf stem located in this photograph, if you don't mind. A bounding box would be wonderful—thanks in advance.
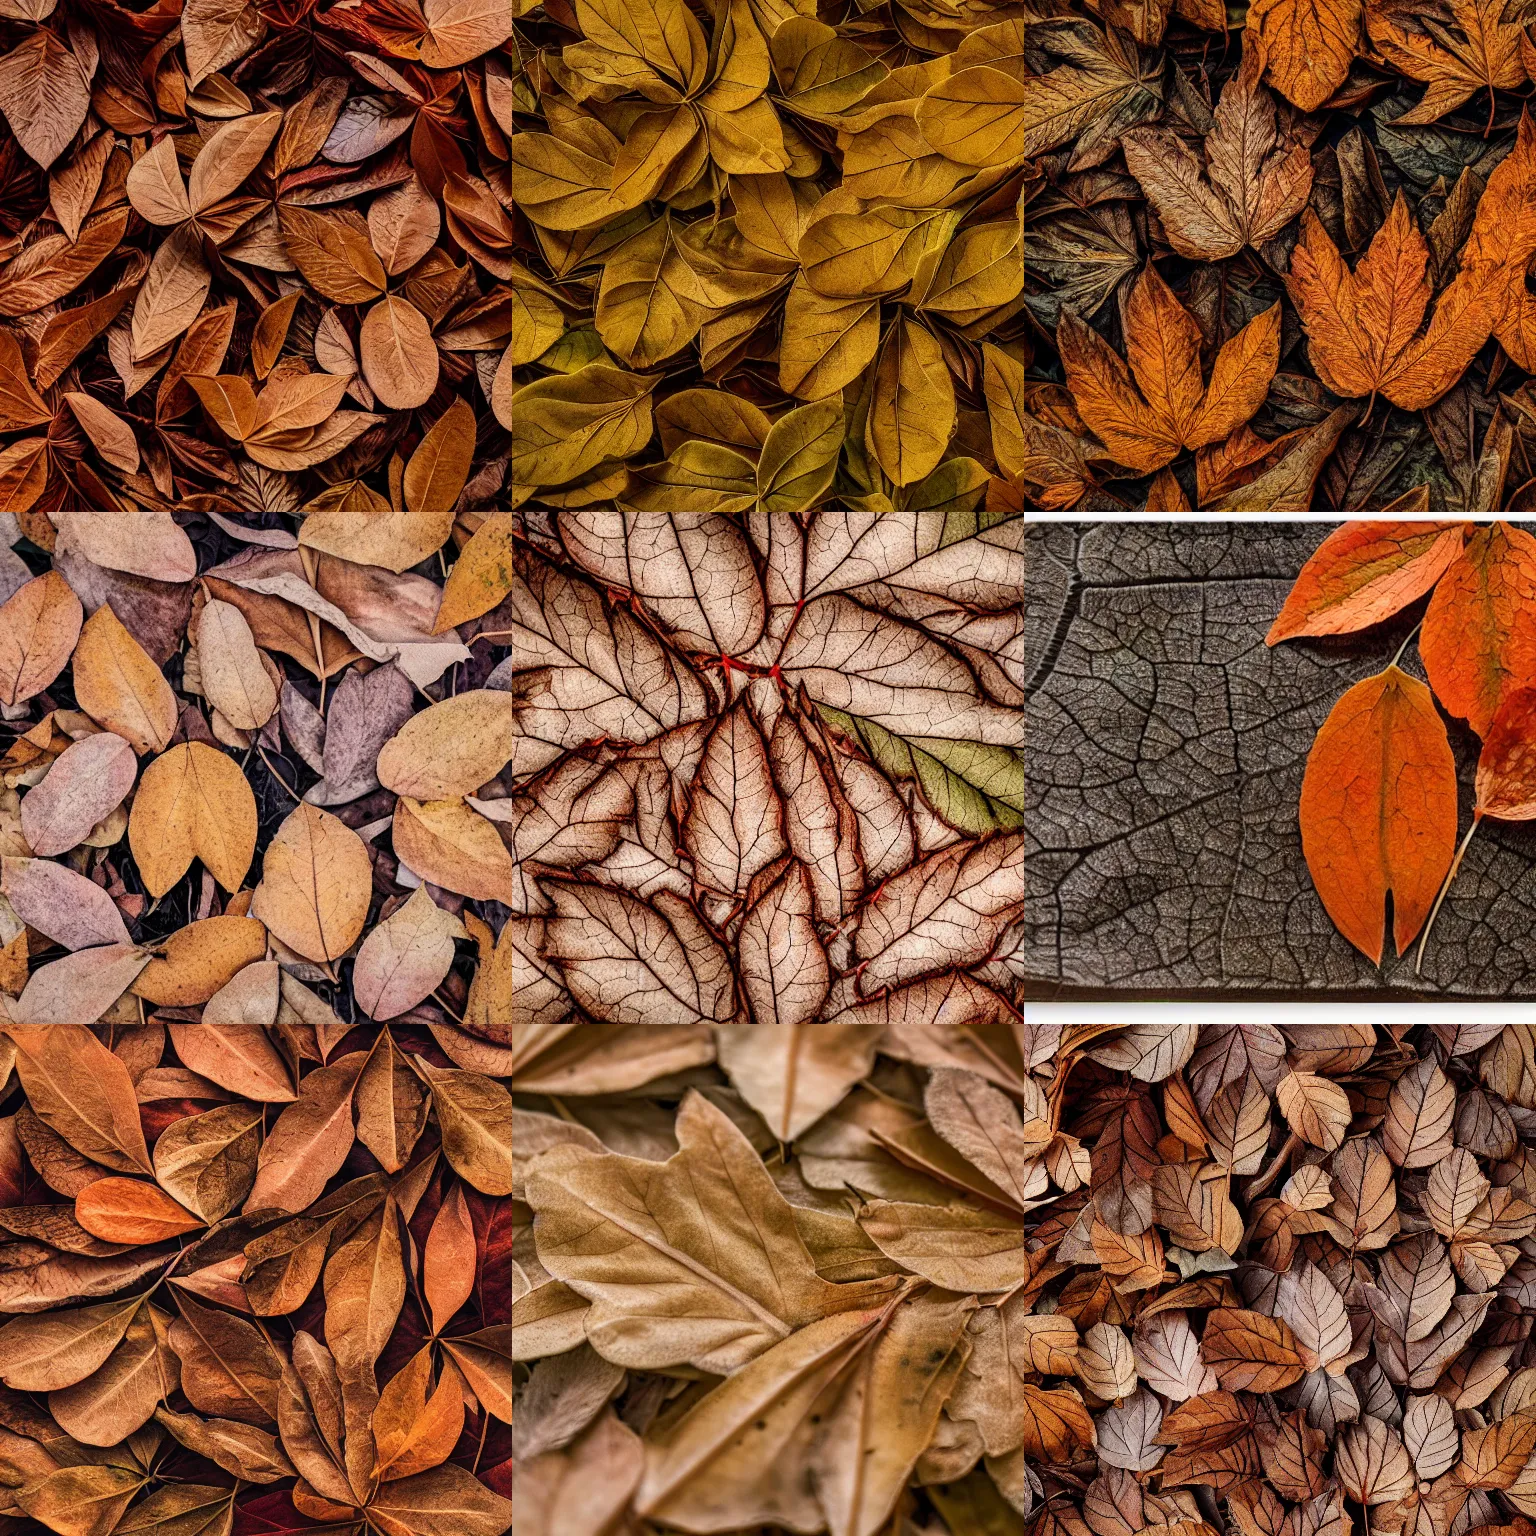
[1390,621,1423,670]
[257,745,302,804]
[1415,813,1482,975]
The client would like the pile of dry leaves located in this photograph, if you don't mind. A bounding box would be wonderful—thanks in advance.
[0,0,511,513]
[1020,1024,1536,1536]
[0,515,515,1535]
[508,0,1026,513]
[1020,0,1536,510]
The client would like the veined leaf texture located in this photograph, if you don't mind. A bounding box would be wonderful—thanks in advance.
[508,508,1026,1530]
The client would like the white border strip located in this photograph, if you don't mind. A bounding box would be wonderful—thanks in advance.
[1025,1002,1536,1021]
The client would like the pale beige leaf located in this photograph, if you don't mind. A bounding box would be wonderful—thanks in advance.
[778,594,1022,743]
[682,704,786,896]
[853,833,1026,994]
[512,1409,641,1536]
[1275,1260,1352,1372]
[559,510,767,656]
[735,861,828,1029]
[716,1022,882,1142]
[923,1066,1034,1207]
[201,961,281,1028]
[524,1088,896,1373]
[544,880,734,1028]
[1076,1321,1137,1401]
[354,887,467,1021]
[197,599,278,731]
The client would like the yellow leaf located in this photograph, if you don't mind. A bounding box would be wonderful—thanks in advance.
[250,802,371,963]
[127,742,258,898]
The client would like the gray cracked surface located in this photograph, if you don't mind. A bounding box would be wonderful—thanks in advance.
[1024,522,1536,998]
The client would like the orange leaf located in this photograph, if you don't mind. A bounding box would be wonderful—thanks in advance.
[1266,520,1466,643]
[1288,193,1498,409]
[373,1346,466,1480]
[1474,686,1536,820]
[1298,664,1458,963]
[75,1177,204,1244]
[1017,1384,1094,1462]
[1057,265,1279,474]
[1199,1308,1305,1393]
[1365,0,1525,125]
[1464,109,1536,368]
[1421,521,1536,735]
[1249,0,1361,111]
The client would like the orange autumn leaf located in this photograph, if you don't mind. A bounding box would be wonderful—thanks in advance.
[74,1178,204,1245]
[1057,265,1280,474]
[1266,521,1467,643]
[1298,664,1458,963]
[1288,194,1498,409]
[1420,521,1536,735]
[1463,109,1536,368]
[1248,0,1361,111]
[1198,1308,1306,1393]
[1365,0,1526,124]
[1474,685,1536,820]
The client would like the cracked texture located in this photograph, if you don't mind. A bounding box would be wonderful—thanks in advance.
[1024,521,1536,997]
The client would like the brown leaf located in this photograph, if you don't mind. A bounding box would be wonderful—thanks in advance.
[6,1026,152,1174]
[243,1054,363,1214]
[1199,1309,1307,1393]
[167,1291,283,1425]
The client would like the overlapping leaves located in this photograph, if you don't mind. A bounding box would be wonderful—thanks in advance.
[509,0,1025,511]
[1016,1023,1536,1536]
